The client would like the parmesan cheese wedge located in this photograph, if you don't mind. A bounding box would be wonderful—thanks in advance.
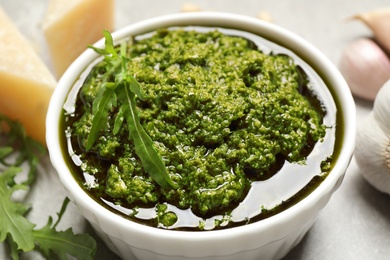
[42,0,115,78]
[0,7,57,144]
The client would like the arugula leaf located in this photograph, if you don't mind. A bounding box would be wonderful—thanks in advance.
[89,30,118,58]
[0,167,36,252]
[86,30,178,189]
[121,85,178,189]
[33,198,96,260]
[34,224,96,260]
[6,235,20,260]
[0,115,97,259]
[0,146,13,160]
[113,105,125,135]
[85,82,117,150]
[0,115,45,185]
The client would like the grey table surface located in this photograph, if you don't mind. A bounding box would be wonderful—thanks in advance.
[1,0,390,259]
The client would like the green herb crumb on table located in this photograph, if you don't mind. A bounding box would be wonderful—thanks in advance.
[0,114,97,260]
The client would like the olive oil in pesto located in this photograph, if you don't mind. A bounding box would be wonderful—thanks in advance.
[62,27,337,231]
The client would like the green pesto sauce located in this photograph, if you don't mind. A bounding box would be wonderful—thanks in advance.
[63,28,337,231]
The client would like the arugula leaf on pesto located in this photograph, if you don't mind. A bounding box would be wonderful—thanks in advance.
[87,30,178,189]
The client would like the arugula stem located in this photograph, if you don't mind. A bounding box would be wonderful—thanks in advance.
[53,197,70,229]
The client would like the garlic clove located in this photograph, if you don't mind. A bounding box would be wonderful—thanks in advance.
[339,38,390,101]
[355,111,390,195]
[373,79,390,133]
[352,8,390,53]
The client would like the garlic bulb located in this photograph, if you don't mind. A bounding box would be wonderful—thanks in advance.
[181,3,202,12]
[352,8,390,53]
[355,79,390,194]
[339,38,390,101]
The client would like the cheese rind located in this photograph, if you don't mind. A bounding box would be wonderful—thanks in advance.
[42,0,115,78]
[0,7,56,144]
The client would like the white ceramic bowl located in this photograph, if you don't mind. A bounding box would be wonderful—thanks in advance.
[46,12,355,260]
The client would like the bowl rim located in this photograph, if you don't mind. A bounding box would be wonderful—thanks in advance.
[46,11,356,242]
